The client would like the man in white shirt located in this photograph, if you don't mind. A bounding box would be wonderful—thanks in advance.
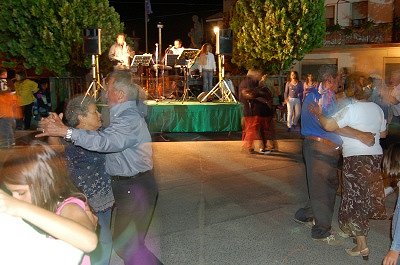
[170,39,184,56]
[223,71,235,96]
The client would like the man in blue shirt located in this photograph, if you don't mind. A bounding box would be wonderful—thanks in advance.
[294,74,374,245]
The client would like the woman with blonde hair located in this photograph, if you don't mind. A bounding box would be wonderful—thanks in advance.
[198,43,216,93]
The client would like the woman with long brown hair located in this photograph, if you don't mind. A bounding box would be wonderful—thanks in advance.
[0,142,98,264]
[284,71,303,132]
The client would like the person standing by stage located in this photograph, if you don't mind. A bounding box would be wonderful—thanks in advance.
[37,70,162,265]
[14,70,38,130]
[108,33,135,70]
[198,43,216,93]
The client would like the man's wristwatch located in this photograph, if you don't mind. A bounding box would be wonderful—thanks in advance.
[64,127,73,141]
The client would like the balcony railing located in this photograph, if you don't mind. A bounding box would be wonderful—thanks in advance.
[324,22,393,46]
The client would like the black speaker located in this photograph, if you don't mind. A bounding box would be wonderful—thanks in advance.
[83,28,101,55]
[219,29,232,55]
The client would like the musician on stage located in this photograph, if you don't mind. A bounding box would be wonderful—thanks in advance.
[169,39,184,56]
[108,33,135,70]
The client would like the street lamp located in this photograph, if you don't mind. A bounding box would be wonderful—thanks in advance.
[213,26,220,54]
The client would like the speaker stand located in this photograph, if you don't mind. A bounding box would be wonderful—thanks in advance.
[200,54,236,103]
[83,54,103,102]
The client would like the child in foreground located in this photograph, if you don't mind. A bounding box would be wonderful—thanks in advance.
[0,141,97,265]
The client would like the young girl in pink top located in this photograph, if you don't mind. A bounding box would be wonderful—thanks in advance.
[0,141,97,265]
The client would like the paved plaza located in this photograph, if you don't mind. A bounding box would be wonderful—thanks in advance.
[7,128,397,265]
[142,138,395,265]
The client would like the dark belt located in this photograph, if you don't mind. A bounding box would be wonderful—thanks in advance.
[111,171,148,181]
[305,136,341,150]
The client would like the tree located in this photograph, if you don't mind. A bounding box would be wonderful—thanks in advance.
[0,0,124,75]
[230,0,325,74]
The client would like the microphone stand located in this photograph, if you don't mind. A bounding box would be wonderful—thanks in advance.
[160,46,173,100]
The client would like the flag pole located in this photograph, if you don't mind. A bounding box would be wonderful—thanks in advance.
[145,0,148,53]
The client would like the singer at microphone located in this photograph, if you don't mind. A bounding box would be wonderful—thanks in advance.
[170,39,184,56]
[165,45,173,54]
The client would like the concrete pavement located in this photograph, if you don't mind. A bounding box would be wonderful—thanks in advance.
[8,127,397,265]
[143,136,394,265]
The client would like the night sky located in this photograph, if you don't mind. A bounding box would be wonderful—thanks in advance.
[109,0,223,52]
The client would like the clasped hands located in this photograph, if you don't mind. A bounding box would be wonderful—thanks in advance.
[36,112,68,138]
[308,102,376,147]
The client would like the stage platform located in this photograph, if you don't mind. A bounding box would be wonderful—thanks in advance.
[144,100,243,133]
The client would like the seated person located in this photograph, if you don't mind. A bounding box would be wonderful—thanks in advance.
[223,71,236,96]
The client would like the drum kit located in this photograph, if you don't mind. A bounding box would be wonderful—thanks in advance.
[130,49,200,101]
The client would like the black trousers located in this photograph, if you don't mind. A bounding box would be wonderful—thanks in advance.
[111,170,162,265]
[18,103,33,130]
[295,138,340,239]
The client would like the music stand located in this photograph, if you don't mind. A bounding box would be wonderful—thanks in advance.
[177,49,199,102]
[130,54,153,67]
[165,54,179,67]
[130,54,153,99]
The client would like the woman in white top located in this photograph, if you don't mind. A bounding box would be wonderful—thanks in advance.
[198,43,216,93]
[284,71,303,131]
[314,73,388,261]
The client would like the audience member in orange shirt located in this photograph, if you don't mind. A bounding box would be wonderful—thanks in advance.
[0,68,22,148]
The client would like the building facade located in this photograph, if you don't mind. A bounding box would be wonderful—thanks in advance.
[292,0,400,84]
[221,0,400,83]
